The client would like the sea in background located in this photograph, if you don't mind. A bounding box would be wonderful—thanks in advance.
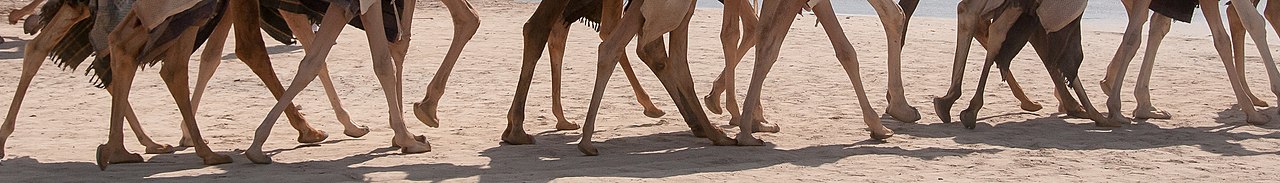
[519,0,1280,38]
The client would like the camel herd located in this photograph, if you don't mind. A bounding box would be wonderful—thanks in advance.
[1,0,1278,170]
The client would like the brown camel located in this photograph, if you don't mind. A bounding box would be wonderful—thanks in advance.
[501,0,667,145]
[1,0,374,160]
[939,0,1110,129]
[581,0,740,155]
[732,0,906,145]
[246,0,481,164]
[1099,0,1276,125]
[702,0,782,132]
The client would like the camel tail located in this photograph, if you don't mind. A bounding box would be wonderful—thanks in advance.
[564,0,604,32]
[259,6,298,45]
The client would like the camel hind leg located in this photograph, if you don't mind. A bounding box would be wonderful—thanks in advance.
[1225,0,1280,113]
[1227,2,1272,108]
[1200,0,1270,125]
[504,0,568,145]
[545,18,585,131]
[1134,13,1174,119]
[158,27,233,166]
[281,12,370,138]
[412,0,480,129]
[813,0,890,139]
[600,0,666,119]
[2,3,87,157]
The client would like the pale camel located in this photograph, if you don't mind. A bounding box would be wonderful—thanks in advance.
[581,0,740,155]
[937,0,1111,129]
[501,0,667,145]
[732,0,906,145]
[705,0,921,133]
[702,0,782,132]
[246,0,481,164]
[1099,0,1275,125]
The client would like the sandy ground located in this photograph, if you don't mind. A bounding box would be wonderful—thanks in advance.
[1,0,1279,182]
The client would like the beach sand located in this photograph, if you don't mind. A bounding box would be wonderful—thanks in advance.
[1,0,1278,181]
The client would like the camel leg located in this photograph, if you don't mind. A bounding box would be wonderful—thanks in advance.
[736,0,807,145]
[600,0,666,119]
[706,0,743,116]
[281,12,370,138]
[1226,0,1280,112]
[935,0,991,123]
[247,4,358,164]
[99,14,156,169]
[713,0,764,127]
[1001,69,1043,111]
[359,1,432,153]
[1,4,89,157]
[545,18,583,131]
[1102,0,1152,126]
[412,0,480,129]
[1134,13,1174,119]
[505,0,568,145]
[119,94,175,154]
[867,0,920,123]
[184,2,236,147]
[666,1,735,143]
[227,0,331,144]
[959,6,1022,129]
[159,28,234,166]
[581,2,648,155]
[815,0,891,139]
[1201,0,1270,125]
[1228,3,1271,108]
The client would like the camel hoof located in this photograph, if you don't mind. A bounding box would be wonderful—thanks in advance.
[144,143,177,154]
[297,130,329,144]
[1021,102,1043,112]
[709,135,737,146]
[201,154,233,165]
[753,121,780,133]
[393,135,432,154]
[96,144,143,170]
[392,135,428,148]
[643,108,666,118]
[413,102,440,128]
[178,137,196,147]
[246,148,272,164]
[735,135,765,146]
[870,128,894,140]
[887,104,921,123]
[344,126,371,138]
[555,121,581,130]
[933,97,955,123]
[502,132,536,145]
[1133,108,1172,120]
[1063,107,1090,119]
[959,109,979,129]
[704,94,723,115]
[578,143,599,156]
[1246,112,1271,125]
[1097,115,1127,127]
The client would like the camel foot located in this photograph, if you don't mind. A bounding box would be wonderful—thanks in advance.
[735,133,765,146]
[1061,105,1089,119]
[643,108,666,118]
[555,120,581,130]
[870,127,894,140]
[753,121,780,133]
[1021,101,1043,112]
[708,132,737,146]
[959,108,979,129]
[886,102,921,123]
[1098,114,1127,127]
[143,143,176,154]
[1133,106,1172,119]
[704,94,723,114]
[246,147,272,164]
[96,144,143,170]
[393,135,432,154]
[933,97,955,123]
[501,130,536,145]
[199,153,233,165]
[343,126,371,138]
[578,142,599,156]
[1246,111,1270,125]
[297,129,329,144]
[413,102,441,128]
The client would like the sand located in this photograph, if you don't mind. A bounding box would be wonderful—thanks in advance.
[1,0,1279,182]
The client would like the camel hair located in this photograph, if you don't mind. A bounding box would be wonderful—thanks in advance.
[245,0,481,164]
[1099,0,1278,126]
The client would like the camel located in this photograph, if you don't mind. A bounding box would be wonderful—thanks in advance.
[936,0,1111,129]
[580,0,741,155]
[501,0,667,145]
[702,0,784,132]
[730,0,907,145]
[1099,0,1276,126]
[704,0,922,133]
[0,0,373,161]
[246,0,481,164]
